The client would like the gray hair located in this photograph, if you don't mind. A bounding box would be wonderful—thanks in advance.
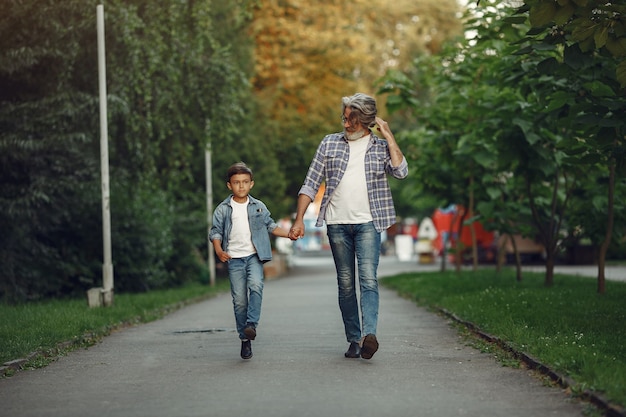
[342,93,377,128]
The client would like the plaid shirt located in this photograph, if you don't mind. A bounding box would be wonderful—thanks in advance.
[298,131,408,233]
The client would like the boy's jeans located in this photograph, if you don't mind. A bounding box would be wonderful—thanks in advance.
[327,222,381,343]
[228,254,264,340]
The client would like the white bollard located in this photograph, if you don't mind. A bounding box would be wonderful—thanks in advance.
[395,235,414,261]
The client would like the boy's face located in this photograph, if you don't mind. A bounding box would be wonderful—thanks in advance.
[227,173,254,200]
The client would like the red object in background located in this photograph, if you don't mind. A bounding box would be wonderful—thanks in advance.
[431,205,494,254]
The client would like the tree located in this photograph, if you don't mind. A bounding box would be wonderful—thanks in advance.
[378,0,612,287]
[250,0,463,206]
[0,0,263,301]
[379,4,531,274]
[520,0,626,292]
[0,0,101,300]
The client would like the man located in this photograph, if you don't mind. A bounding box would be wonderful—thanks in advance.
[289,93,408,359]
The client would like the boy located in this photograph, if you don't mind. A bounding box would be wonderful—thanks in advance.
[210,162,294,359]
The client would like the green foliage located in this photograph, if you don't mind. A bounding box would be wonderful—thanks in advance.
[518,0,626,276]
[0,0,102,301]
[110,176,175,292]
[525,0,626,87]
[382,270,626,409]
[378,0,626,282]
[0,0,263,301]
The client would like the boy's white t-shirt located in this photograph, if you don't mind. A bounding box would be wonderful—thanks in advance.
[326,134,373,225]
[228,197,256,258]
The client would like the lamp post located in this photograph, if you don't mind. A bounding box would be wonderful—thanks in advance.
[96,4,114,306]
[205,122,216,287]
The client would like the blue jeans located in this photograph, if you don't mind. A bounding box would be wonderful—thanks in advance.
[327,222,381,343]
[228,254,264,340]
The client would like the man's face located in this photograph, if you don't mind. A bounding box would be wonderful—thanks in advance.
[227,173,254,199]
[342,108,366,141]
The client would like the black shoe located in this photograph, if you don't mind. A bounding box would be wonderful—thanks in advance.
[361,334,378,360]
[344,341,361,358]
[243,325,256,341]
[241,340,252,359]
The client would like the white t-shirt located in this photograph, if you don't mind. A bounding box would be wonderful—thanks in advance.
[228,197,256,258]
[326,135,373,225]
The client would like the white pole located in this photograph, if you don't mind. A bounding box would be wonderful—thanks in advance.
[205,139,216,287]
[98,4,114,304]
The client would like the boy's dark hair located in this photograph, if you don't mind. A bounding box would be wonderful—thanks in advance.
[227,162,253,181]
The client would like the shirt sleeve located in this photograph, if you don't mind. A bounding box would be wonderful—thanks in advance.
[387,155,409,179]
[298,137,327,200]
[209,205,225,242]
[264,206,278,234]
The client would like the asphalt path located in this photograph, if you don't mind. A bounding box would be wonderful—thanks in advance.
[1,254,593,417]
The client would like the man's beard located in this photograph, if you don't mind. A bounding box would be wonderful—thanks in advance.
[345,128,367,141]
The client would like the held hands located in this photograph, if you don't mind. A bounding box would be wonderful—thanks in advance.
[288,220,305,240]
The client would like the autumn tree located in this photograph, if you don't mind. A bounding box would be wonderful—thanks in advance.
[250,0,463,203]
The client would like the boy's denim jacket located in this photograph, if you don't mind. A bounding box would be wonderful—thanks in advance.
[209,194,278,263]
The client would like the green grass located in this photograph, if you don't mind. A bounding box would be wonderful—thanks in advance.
[381,269,626,411]
[0,280,230,371]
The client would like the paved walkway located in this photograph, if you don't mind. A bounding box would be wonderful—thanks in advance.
[0,254,593,417]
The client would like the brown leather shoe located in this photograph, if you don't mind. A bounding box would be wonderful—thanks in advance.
[344,342,361,358]
[243,325,256,341]
[360,334,379,359]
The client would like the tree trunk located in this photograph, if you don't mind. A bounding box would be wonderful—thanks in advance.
[440,230,448,273]
[496,234,506,273]
[545,252,555,287]
[469,174,478,271]
[452,211,461,273]
[598,246,607,294]
[455,207,468,273]
[543,227,558,288]
[597,157,616,294]
[470,223,478,271]
[526,169,570,288]
[510,234,523,282]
